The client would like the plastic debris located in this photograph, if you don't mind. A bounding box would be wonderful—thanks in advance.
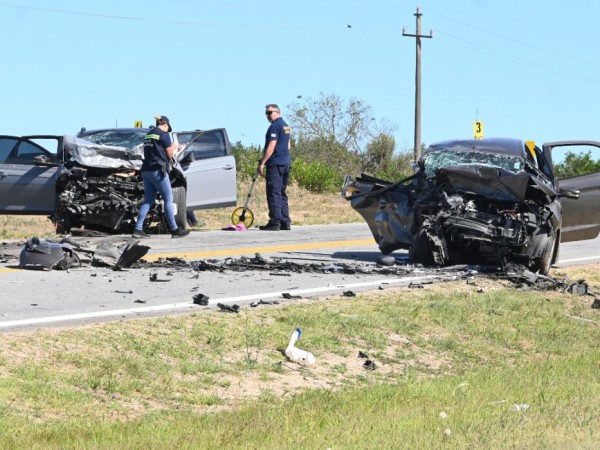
[250,299,280,307]
[217,303,239,313]
[363,359,376,370]
[285,328,316,365]
[192,294,210,305]
[511,404,530,412]
[149,273,170,282]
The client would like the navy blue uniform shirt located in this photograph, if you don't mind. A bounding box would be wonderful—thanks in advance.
[264,117,291,166]
[142,127,172,171]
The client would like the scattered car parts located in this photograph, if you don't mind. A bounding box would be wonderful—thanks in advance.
[19,237,81,270]
[18,236,149,270]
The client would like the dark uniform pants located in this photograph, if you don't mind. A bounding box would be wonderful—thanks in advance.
[265,164,290,226]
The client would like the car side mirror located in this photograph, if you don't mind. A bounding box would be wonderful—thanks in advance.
[33,155,56,166]
[559,186,580,200]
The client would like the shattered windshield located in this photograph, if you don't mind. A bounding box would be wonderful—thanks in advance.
[80,130,146,150]
[423,149,524,178]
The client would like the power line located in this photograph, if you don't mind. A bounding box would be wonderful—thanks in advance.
[435,31,600,85]
[422,5,600,68]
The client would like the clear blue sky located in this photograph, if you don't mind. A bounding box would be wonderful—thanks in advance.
[2,0,599,152]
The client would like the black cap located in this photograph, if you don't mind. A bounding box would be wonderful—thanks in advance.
[156,115,172,132]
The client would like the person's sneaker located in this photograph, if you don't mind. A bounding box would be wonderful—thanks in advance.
[171,228,190,238]
[281,223,291,230]
[258,223,281,231]
[132,229,150,238]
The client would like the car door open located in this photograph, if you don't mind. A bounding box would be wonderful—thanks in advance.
[0,135,62,214]
[543,140,600,243]
[175,129,237,210]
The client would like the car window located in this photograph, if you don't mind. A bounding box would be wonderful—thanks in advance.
[532,145,554,182]
[16,141,48,162]
[178,130,228,160]
[5,140,53,164]
[551,144,600,179]
[0,138,18,164]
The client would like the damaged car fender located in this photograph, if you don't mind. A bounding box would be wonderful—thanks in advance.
[19,236,81,270]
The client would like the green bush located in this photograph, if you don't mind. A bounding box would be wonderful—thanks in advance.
[231,141,262,180]
[231,140,413,193]
[290,158,343,193]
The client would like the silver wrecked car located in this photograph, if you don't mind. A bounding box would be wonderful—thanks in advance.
[343,137,600,275]
[0,127,237,234]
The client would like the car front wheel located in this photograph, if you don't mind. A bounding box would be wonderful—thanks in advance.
[530,227,556,275]
[172,186,187,231]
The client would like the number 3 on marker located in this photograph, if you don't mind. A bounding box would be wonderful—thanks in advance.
[473,121,484,139]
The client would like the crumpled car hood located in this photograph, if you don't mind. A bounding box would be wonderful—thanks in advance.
[63,135,144,170]
[437,164,556,204]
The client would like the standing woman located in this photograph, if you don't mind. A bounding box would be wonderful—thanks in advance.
[133,115,190,238]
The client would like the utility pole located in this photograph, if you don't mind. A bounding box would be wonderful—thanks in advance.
[403,7,433,162]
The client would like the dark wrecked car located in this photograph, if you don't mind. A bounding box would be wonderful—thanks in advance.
[0,128,237,234]
[343,138,600,275]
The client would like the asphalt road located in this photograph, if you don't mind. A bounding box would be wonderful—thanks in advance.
[1,223,599,332]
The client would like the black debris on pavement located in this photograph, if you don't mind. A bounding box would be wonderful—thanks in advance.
[217,303,239,313]
[114,290,133,294]
[250,299,280,307]
[3,237,597,302]
[282,293,302,299]
[149,273,170,282]
[134,299,146,304]
[192,294,210,306]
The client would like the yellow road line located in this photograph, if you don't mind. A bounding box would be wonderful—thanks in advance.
[0,238,376,270]
[145,238,375,261]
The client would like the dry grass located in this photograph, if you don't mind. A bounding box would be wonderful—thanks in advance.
[0,180,361,240]
[195,178,363,229]
[0,215,56,240]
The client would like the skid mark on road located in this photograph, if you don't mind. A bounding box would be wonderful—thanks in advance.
[144,238,375,261]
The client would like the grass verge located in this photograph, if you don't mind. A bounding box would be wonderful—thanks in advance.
[0,265,599,448]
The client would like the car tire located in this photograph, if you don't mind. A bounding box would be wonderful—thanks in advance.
[172,186,187,231]
[531,227,556,275]
[410,228,435,266]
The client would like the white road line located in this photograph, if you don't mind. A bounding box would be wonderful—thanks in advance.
[0,275,436,330]
[558,256,600,264]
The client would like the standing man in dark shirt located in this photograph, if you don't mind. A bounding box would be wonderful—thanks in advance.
[258,104,291,231]
[133,115,189,238]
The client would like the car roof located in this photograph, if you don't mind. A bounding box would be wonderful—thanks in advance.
[77,127,150,137]
[426,137,527,157]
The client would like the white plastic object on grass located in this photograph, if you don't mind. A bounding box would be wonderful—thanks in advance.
[285,328,316,365]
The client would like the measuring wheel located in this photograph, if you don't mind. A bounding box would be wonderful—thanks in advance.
[231,207,255,228]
